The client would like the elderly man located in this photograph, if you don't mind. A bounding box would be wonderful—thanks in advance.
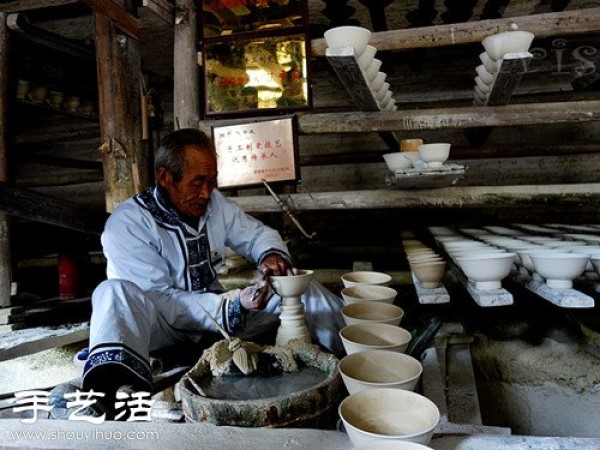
[52,128,344,419]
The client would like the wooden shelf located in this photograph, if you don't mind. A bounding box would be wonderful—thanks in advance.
[231,183,600,212]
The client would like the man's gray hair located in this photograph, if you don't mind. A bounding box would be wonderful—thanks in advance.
[155,128,216,183]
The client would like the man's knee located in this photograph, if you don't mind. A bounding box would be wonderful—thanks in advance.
[92,279,144,310]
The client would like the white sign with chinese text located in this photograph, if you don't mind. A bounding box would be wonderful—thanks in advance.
[213,117,298,188]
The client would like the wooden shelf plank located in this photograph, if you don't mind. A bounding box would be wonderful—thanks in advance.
[0,322,89,362]
[231,183,600,212]
[312,8,600,56]
[297,100,600,134]
[412,273,450,304]
[510,271,594,308]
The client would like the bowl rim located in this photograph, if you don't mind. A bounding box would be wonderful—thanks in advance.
[339,351,423,386]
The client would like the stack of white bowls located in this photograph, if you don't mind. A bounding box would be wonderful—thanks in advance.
[474,29,535,106]
[324,26,396,111]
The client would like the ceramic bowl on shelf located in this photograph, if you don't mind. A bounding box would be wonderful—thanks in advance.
[530,251,589,289]
[357,45,377,70]
[474,85,489,101]
[324,25,372,56]
[363,58,382,82]
[475,64,495,85]
[341,270,392,288]
[340,323,412,355]
[341,302,405,326]
[456,252,516,290]
[353,442,434,450]
[475,76,491,93]
[339,350,423,394]
[371,71,387,91]
[482,30,535,60]
[418,143,451,168]
[383,152,415,171]
[479,51,501,73]
[339,388,440,447]
[410,260,446,288]
[341,285,397,305]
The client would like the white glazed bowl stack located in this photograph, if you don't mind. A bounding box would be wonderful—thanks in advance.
[340,323,412,355]
[475,30,534,105]
[339,388,440,447]
[455,252,516,290]
[383,152,420,172]
[324,26,372,57]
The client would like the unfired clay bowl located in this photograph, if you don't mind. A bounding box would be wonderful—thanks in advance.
[418,143,451,168]
[456,252,516,289]
[358,45,377,70]
[410,260,446,288]
[341,271,392,288]
[339,388,440,446]
[341,302,404,326]
[479,51,501,73]
[371,71,387,91]
[530,252,589,288]
[364,58,382,82]
[339,350,422,394]
[475,64,494,84]
[341,285,397,305]
[324,26,371,56]
[482,30,535,60]
[340,323,412,355]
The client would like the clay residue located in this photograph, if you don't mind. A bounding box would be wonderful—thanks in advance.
[472,333,600,391]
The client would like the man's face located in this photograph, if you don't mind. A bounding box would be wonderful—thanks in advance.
[157,145,218,219]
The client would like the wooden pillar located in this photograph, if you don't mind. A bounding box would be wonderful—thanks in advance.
[0,12,12,307]
[174,0,200,129]
[92,3,147,212]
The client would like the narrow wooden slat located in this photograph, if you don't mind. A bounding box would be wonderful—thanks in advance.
[298,100,600,133]
[142,0,174,24]
[0,0,79,13]
[15,125,101,145]
[0,12,10,308]
[231,183,600,212]
[312,8,600,56]
[486,53,533,106]
[0,181,106,234]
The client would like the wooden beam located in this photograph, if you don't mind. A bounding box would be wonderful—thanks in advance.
[0,12,10,308]
[0,181,107,234]
[6,13,94,61]
[297,100,600,133]
[142,0,174,25]
[15,124,100,145]
[312,8,600,55]
[94,7,146,212]
[81,0,139,39]
[174,0,200,129]
[486,53,533,106]
[0,0,79,13]
[230,183,600,212]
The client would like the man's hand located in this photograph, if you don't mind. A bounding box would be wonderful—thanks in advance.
[240,278,272,311]
[259,254,297,276]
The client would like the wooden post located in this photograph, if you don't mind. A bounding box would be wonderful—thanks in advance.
[0,12,12,308]
[174,0,200,129]
[92,2,147,212]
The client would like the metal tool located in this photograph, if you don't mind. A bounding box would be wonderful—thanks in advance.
[262,179,316,240]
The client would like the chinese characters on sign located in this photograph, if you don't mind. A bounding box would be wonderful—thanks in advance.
[12,389,154,424]
[213,117,298,188]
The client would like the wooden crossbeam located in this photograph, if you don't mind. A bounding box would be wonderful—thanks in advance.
[142,0,174,24]
[486,53,533,106]
[312,8,600,56]
[81,0,139,39]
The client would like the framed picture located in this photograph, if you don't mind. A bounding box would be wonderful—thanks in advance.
[203,33,310,116]
[211,116,299,188]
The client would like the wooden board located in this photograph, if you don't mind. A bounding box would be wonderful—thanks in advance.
[412,273,450,304]
[510,271,594,308]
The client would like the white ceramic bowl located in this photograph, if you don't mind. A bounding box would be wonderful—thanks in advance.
[475,64,494,84]
[339,388,440,447]
[371,71,387,91]
[475,76,491,93]
[339,350,423,394]
[342,271,392,288]
[358,45,377,70]
[482,30,535,60]
[530,252,589,288]
[456,252,516,289]
[418,143,451,168]
[375,83,390,101]
[383,152,415,171]
[341,302,405,326]
[324,26,372,56]
[516,248,554,272]
[364,58,382,82]
[353,442,434,450]
[479,51,501,73]
[411,260,446,288]
[340,323,412,355]
[341,285,398,305]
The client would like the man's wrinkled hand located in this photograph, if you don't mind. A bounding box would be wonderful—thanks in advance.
[259,254,298,276]
[240,278,272,311]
